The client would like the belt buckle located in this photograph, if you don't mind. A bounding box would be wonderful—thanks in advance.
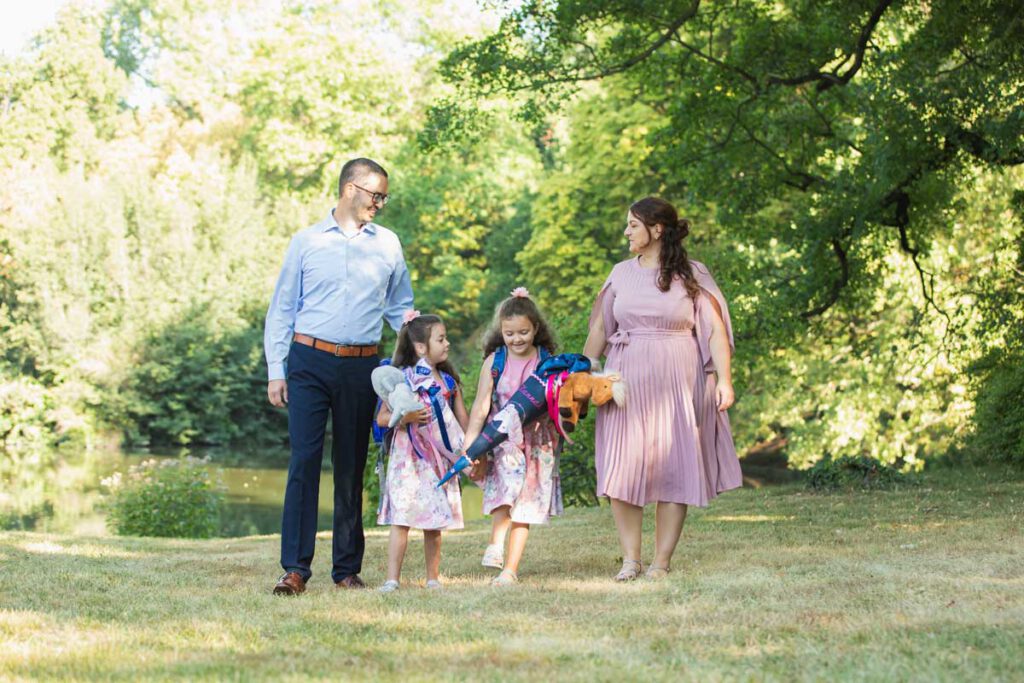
[333,344,344,357]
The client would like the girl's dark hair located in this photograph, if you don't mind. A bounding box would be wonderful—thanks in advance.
[481,295,558,358]
[629,196,700,299]
[392,313,461,385]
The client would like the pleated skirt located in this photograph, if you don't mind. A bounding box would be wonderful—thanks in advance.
[595,331,740,507]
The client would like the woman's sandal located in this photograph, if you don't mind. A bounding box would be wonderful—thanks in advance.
[645,565,671,580]
[490,569,518,586]
[614,559,643,582]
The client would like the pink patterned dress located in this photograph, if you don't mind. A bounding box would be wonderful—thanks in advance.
[481,351,564,524]
[591,258,743,507]
[377,359,465,530]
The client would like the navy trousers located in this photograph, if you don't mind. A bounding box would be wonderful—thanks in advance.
[280,342,377,583]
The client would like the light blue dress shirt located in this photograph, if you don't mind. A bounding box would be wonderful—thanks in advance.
[264,211,414,381]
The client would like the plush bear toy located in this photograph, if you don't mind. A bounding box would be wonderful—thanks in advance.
[557,372,625,431]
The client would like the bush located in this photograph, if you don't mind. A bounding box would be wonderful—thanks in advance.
[967,349,1024,466]
[104,303,287,448]
[806,455,911,492]
[103,457,225,537]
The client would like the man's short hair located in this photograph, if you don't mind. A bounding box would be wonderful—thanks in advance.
[338,158,388,196]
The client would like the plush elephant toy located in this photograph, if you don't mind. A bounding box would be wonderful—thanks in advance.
[370,365,423,428]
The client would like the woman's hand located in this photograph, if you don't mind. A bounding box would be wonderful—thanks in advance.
[400,408,430,425]
[716,381,735,411]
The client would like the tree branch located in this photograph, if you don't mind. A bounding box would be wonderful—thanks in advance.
[883,188,953,329]
[516,1,702,91]
[946,126,1024,166]
[801,236,850,318]
[671,35,760,90]
[733,116,827,190]
[766,0,894,92]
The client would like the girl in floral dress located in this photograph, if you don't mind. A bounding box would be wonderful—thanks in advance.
[376,312,469,592]
[465,288,561,586]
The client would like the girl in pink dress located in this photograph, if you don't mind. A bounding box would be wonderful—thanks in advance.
[465,288,562,586]
[583,197,742,582]
[376,312,469,592]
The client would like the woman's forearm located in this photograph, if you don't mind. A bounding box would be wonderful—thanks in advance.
[709,313,732,386]
[583,313,606,359]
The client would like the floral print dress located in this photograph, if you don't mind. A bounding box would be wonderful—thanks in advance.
[377,359,465,530]
[481,350,563,524]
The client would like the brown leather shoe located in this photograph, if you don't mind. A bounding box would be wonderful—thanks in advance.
[273,571,306,596]
[335,574,366,589]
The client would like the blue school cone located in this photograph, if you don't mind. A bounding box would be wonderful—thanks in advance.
[435,370,559,488]
[437,455,472,487]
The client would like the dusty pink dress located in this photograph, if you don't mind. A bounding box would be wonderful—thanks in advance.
[481,351,563,524]
[591,258,742,507]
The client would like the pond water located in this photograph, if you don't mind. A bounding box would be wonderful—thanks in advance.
[3,445,794,538]
[0,446,483,537]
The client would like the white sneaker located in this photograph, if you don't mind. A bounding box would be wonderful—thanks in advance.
[481,543,504,569]
[378,580,400,593]
[425,579,442,590]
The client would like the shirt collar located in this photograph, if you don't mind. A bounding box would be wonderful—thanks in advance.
[405,358,439,394]
[324,209,378,235]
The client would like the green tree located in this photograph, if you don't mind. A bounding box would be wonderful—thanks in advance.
[435,0,1024,323]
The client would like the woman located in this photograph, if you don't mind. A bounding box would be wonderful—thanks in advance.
[583,197,743,581]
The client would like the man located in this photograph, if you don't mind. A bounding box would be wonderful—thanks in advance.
[265,158,413,594]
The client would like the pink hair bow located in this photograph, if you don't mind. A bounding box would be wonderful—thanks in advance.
[402,309,421,325]
[510,287,530,299]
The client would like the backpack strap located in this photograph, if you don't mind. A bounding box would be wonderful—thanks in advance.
[490,345,507,409]
[442,372,458,410]
[371,358,393,445]
[421,384,454,454]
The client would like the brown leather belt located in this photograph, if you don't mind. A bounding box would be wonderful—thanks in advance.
[293,333,378,357]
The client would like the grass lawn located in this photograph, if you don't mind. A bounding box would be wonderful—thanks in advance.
[1,465,1022,681]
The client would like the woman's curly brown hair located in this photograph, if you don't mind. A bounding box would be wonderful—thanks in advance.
[630,196,700,300]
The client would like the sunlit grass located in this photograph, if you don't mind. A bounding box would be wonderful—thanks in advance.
[1,466,1021,681]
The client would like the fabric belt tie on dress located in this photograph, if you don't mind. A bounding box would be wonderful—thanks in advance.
[607,328,695,346]
[293,333,378,357]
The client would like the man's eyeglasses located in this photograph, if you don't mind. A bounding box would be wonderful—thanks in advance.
[351,183,390,207]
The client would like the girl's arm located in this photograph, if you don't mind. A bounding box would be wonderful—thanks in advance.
[452,385,470,431]
[377,400,429,427]
[376,401,391,428]
[463,354,495,445]
[705,293,735,411]
[583,309,606,360]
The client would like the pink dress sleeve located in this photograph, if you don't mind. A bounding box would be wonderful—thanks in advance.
[691,260,734,372]
[589,268,618,356]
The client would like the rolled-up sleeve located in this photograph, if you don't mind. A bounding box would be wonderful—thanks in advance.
[264,236,303,381]
[383,249,414,333]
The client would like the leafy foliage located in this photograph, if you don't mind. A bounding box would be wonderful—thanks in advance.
[437,0,1024,324]
[105,304,286,446]
[968,351,1024,466]
[103,456,226,537]
[965,189,1024,465]
[806,455,911,492]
